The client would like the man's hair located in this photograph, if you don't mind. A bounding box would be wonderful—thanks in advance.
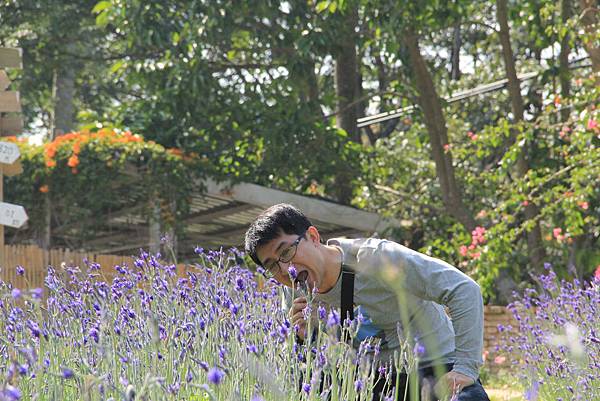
[245,203,312,266]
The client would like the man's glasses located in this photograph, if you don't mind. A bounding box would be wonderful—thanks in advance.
[262,233,305,278]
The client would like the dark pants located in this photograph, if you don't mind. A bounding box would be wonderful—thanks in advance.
[372,363,491,401]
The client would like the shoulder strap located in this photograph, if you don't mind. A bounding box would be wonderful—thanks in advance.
[340,263,355,322]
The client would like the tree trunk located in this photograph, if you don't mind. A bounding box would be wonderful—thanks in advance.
[40,53,76,250]
[579,0,600,74]
[451,22,462,81]
[559,0,572,122]
[333,5,360,204]
[334,6,360,143]
[50,61,76,138]
[496,0,546,269]
[404,27,477,232]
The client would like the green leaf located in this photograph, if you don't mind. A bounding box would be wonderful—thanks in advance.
[315,1,330,13]
[92,0,111,14]
[110,60,125,74]
[95,10,109,27]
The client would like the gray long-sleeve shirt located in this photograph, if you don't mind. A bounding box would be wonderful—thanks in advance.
[297,237,484,380]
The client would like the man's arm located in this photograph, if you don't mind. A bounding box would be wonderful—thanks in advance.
[358,239,484,381]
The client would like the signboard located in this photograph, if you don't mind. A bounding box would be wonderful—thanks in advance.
[0,202,28,228]
[0,141,20,164]
[0,91,20,112]
[0,48,22,69]
[1,159,23,176]
[0,70,9,91]
[0,115,23,136]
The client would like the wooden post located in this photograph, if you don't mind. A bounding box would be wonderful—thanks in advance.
[0,48,24,260]
[149,201,161,255]
[1,163,3,256]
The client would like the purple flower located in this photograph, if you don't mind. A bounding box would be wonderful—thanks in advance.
[62,368,75,379]
[16,266,25,276]
[207,367,225,385]
[17,364,28,376]
[31,288,43,300]
[288,265,298,279]
[11,288,21,299]
[250,395,265,401]
[413,341,426,357]
[355,378,364,391]
[318,306,326,320]
[302,383,311,394]
[524,380,539,401]
[3,385,21,400]
[327,310,340,328]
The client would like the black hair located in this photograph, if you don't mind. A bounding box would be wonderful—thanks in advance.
[244,203,312,266]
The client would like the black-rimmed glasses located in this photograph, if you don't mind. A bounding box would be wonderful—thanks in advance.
[263,233,305,278]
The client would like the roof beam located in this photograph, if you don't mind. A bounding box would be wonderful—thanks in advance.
[185,202,256,224]
[202,179,399,233]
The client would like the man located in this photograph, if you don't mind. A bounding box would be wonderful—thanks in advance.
[245,203,490,401]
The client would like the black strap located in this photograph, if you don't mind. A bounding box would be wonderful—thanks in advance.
[340,263,355,322]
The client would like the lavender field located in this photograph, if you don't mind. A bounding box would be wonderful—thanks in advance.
[1,249,599,401]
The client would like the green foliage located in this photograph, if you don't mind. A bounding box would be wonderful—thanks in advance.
[3,130,205,248]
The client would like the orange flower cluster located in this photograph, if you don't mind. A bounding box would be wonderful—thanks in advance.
[1,136,26,143]
[43,129,144,172]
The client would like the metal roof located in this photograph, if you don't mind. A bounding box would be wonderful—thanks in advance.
[89,179,402,261]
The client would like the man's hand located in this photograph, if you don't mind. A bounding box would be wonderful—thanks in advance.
[433,371,475,400]
[289,296,307,340]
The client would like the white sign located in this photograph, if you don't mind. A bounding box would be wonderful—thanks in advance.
[0,141,20,164]
[0,202,28,228]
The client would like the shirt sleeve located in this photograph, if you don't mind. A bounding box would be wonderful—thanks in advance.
[356,239,484,381]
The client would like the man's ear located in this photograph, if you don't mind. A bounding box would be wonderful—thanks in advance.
[306,225,321,245]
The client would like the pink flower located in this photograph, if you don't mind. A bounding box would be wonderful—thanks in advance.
[467,131,478,141]
[578,201,589,210]
[553,228,562,239]
[443,143,452,152]
[595,265,600,280]
[587,118,598,131]
[494,355,506,365]
[522,200,529,207]
[459,245,468,257]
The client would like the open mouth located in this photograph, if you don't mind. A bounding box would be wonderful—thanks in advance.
[295,270,309,289]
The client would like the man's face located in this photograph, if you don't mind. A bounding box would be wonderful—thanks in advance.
[256,227,323,291]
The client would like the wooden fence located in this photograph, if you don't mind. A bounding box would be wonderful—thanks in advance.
[0,244,186,289]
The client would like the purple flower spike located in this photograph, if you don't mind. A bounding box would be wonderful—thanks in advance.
[318,306,327,320]
[327,310,340,328]
[524,380,539,401]
[207,367,225,385]
[31,288,43,300]
[355,378,364,391]
[302,383,311,394]
[288,265,297,280]
[413,341,426,357]
[16,266,25,276]
[11,288,21,299]
[62,368,75,379]
[4,385,21,400]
